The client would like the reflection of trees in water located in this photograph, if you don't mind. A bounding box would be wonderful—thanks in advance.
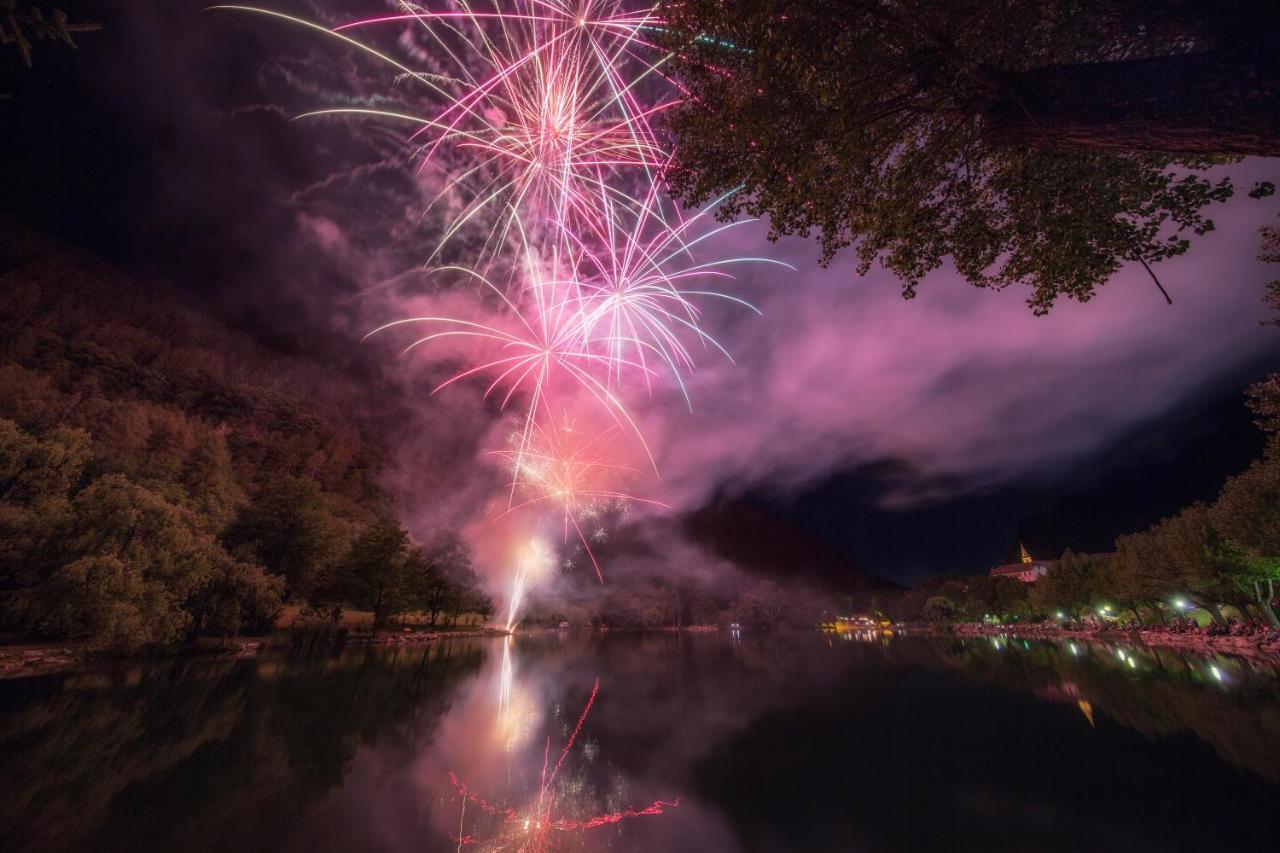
[5,633,1273,849]
[535,632,852,797]
[0,643,483,851]
[0,659,250,849]
[907,637,1280,782]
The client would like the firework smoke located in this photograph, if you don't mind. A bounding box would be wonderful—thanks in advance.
[221,2,782,605]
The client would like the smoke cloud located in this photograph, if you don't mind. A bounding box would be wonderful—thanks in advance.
[19,2,1278,584]
[637,166,1280,511]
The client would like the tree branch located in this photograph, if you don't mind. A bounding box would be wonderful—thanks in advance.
[985,49,1280,157]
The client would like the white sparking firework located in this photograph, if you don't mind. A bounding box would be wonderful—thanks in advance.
[506,536,555,631]
[221,2,782,592]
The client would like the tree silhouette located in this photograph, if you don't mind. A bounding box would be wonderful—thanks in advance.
[665,0,1278,312]
[1,2,99,67]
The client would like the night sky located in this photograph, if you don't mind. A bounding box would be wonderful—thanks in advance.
[4,0,1280,585]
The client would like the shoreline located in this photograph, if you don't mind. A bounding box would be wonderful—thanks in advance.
[0,626,510,681]
[0,623,765,678]
[10,621,1280,680]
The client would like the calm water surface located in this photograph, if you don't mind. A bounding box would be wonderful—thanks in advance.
[2,631,1278,852]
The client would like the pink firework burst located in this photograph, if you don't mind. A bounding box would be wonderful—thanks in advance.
[490,416,667,582]
[223,1,680,263]
[363,245,659,473]
[218,2,786,589]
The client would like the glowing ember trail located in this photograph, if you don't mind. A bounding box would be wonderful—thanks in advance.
[220,2,782,592]
[506,538,554,631]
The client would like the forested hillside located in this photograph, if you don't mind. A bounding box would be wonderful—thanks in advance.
[0,229,487,649]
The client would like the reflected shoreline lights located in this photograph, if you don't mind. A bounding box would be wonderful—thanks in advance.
[2,633,1279,850]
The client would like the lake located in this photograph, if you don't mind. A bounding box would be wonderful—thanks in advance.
[1,630,1278,851]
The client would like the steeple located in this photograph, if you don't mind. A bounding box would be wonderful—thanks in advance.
[1019,542,1033,564]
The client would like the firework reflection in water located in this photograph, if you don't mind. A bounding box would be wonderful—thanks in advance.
[457,664,678,850]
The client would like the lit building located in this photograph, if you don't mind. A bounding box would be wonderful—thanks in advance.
[988,543,1053,583]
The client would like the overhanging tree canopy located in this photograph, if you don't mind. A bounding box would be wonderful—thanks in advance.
[664,0,1279,312]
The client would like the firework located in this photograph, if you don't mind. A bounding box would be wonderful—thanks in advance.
[564,182,788,401]
[362,189,784,478]
[492,416,666,582]
[219,3,676,264]
[221,2,782,595]
[506,537,555,631]
[362,245,660,473]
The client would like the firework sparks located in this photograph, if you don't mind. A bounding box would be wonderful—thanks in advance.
[492,416,666,583]
[564,181,788,401]
[220,2,676,263]
[506,537,555,632]
[362,193,781,478]
[363,244,661,475]
[221,2,783,592]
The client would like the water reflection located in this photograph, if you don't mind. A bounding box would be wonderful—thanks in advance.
[0,631,1278,851]
[452,636,679,850]
[931,632,1280,783]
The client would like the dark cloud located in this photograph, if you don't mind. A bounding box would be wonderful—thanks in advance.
[638,162,1280,511]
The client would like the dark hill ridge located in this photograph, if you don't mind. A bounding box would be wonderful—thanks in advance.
[0,225,391,520]
[0,228,502,650]
[2,227,898,606]
[685,498,903,594]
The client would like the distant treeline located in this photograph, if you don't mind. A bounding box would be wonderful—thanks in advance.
[890,375,1280,628]
[0,236,488,650]
[519,573,833,631]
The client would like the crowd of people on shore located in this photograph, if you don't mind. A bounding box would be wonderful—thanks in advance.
[1136,617,1280,645]
[952,622,1065,638]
